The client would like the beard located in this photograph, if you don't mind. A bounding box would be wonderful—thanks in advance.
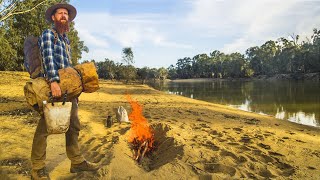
[54,19,70,33]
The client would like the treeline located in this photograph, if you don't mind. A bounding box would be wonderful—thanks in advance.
[168,29,320,79]
[0,0,88,71]
[94,29,320,82]
[88,59,168,83]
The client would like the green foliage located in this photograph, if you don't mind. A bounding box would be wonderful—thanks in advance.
[0,28,16,70]
[158,67,168,80]
[169,28,320,80]
[136,66,150,83]
[122,47,134,65]
[96,58,117,79]
[0,0,88,71]
[167,64,177,79]
[68,22,89,65]
[95,58,170,83]
[118,65,137,82]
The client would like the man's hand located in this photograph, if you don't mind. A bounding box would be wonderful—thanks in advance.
[50,81,61,98]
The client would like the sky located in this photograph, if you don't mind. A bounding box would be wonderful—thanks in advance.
[69,0,320,68]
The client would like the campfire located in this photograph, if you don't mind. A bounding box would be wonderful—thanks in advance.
[126,94,155,163]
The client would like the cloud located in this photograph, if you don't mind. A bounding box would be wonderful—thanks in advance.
[186,0,320,53]
[153,36,192,49]
[75,12,190,48]
[72,0,320,67]
[75,28,109,48]
[80,48,121,62]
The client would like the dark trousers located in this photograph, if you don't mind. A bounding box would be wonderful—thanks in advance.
[31,99,85,170]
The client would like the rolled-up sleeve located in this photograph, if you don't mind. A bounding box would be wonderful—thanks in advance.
[39,29,60,82]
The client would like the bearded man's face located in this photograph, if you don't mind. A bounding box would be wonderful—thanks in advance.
[51,8,70,33]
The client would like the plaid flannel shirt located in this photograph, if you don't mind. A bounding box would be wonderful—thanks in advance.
[38,28,72,82]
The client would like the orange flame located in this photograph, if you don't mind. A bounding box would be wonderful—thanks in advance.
[126,94,154,150]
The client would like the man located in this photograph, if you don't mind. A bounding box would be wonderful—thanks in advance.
[31,3,99,180]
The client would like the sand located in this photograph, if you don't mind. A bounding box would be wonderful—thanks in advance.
[0,71,319,179]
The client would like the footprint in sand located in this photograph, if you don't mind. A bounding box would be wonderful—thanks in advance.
[210,130,223,138]
[91,144,103,151]
[84,137,96,145]
[244,118,261,125]
[233,127,243,132]
[204,141,220,151]
[198,123,210,128]
[286,131,296,135]
[254,134,265,141]
[240,135,251,144]
[114,127,130,135]
[268,151,283,157]
[257,153,274,164]
[257,143,271,150]
[80,135,116,166]
[227,142,240,146]
[273,161,295,177]
[307,166,316,170]
[239,145,251,152]
[258,168,276,178]
[220,150,247,164]
[226,137,236,142]
[171,119,178,122]
[204,163,236,177]
[88,151,99,159]
[312,150,320,158]
[295,139,306,143]
[223,114,238,119]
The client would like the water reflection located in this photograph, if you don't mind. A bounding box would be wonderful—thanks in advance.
[278,110,318,127]
[148,80,320,127]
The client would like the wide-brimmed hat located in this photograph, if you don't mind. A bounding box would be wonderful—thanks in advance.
[45,3,77,23]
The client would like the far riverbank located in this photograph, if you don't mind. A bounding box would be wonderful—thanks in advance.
[168,72,319,82]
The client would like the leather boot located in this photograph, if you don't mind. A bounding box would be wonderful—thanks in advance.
[70,160,99,173]
[31,167,50,180]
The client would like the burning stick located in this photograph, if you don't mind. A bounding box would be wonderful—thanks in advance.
[132,140,149,163]
[135,141,147,160]
[139,141,149,163]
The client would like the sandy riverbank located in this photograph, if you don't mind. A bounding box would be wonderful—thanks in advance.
[0,71,319,179]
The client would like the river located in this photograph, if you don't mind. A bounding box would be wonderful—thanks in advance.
[148,79,320,127]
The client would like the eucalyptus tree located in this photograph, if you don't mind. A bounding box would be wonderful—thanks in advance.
[176,57,192,79]
[68,23,89,65]
[96,58,117,79]
[121,47,135,83]
[136,66,150,84]
[227,52,246,78]
[122,47,134,65]
[308,28,320,72]
[0,27,16,70]
[158,67,168,80]
[167,64,177,79]
[209,50,225,78]
[149,68,159,81]
[0,0,88,70]
[192,53,210,78]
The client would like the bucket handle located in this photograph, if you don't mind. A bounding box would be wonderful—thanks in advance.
[49,90,68,106]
